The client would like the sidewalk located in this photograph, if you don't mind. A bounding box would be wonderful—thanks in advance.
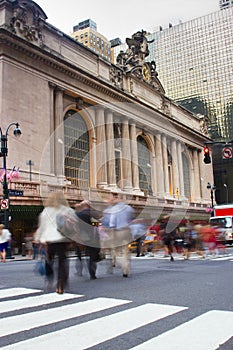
[6,254,33,262]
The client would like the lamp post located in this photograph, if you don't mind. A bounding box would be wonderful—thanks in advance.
[0,122,22,229]
[207,182,216,210]
[224,183,229,204]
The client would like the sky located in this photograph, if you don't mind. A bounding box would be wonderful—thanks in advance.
[35,0,219,42]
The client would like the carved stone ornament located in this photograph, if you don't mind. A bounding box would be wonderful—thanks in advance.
[10,0,47,46]
[199,115,210,136]
[116,30,164,92]
[110,67,123,89]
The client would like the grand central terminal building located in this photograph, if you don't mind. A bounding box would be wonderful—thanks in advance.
[0,0,214,248]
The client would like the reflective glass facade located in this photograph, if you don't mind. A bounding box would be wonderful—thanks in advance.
[147,7,233,142]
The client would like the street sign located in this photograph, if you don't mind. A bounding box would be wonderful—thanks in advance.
[8,190,24,196]
[222,146,232,159]
[1,199,9,209]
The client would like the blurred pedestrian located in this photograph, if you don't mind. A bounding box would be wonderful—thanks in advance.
[35,191,70,294]
[0,224,11,262]
[75,200,101,280]
[108,194,135,277]
[24,234,33,259]
[160,217,176,261]
[100,196,117,273]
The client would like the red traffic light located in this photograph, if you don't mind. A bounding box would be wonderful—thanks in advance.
[203,146,211,164]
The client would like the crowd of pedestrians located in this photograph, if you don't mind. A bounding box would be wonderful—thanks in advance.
[137,219,227,260]
[32,190,229,294]
[34,191,136,294]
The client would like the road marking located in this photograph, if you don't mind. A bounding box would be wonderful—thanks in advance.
[0,288,42,299]
[1,303,186,349]
[0,293,83,314]
[0,297,131,337]
[130,310,233,350]
[210,255,233,261]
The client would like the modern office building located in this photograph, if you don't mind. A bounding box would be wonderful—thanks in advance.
[71,19,111,61]
[144,6,233,203]
[146,7,233,142]
[219,0,233,9]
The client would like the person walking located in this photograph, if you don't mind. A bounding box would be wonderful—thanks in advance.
[35,191,70,294]
[160,218,175,261]
[0,224,11,262]
[101,196,117,272]
[108,194,135,277]
[75,200,101,280]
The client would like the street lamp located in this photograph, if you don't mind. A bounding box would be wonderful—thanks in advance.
[224,183,229,204]
[207,182,216,209]
[0,122,22,229]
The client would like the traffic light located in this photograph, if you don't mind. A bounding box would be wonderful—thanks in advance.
[203,146,211,164]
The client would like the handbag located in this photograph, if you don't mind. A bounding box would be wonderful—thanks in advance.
[56,206,80,242]
[34,258,46,276]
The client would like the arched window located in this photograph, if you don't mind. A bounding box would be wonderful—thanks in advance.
[137,136,152,195]
[64,110,90,188]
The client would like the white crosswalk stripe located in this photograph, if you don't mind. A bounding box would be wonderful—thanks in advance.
[0,296,131,338]
[136,252,233,261]
[129,310,233,350]
[0,288,42,299]
[1,301,186,349]
[0,288,233,349]
[0,292,83,314]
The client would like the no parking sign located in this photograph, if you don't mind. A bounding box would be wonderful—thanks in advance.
[222,146,232,159]
[1,199,9,209]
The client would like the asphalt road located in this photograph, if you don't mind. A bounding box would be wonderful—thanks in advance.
[1,251,233,349]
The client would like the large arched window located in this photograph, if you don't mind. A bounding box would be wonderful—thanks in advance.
[64,110,90,188]
[137,136,152,195]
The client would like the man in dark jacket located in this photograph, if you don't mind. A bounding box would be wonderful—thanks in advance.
[75,200,100,279]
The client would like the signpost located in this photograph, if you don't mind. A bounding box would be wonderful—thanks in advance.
[1,199,9,210]
[8,190,24,196]
[222,146,232,159]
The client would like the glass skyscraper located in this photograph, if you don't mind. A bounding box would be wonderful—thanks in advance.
[147,6,233,142]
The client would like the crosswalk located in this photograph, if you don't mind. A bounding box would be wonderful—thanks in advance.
[0,288,233,349]
[135,252,233,261]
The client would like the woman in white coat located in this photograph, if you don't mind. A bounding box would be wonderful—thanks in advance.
[35,191,71,294]
[0,224,11,262]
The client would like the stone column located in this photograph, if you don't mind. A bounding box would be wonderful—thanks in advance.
[189,150,195,202]
[162,134,170,196]
[54,87,64,179]
[198,149,204,199]
[96,106,107,188]
[155,132,165,196]
[48,82,55,174]
[171,139,179,197]
[121,118,132,190]
[129,122,140,192]
[105,110,116,189]
[177,141,185,198]
[193,149,201,201]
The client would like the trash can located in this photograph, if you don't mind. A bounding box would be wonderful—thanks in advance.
[21,243,26,256]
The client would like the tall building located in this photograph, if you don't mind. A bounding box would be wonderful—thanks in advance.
[71,19,111,61]
[146,7,233,142]
[142,6,233,203]
[219,0,233,9]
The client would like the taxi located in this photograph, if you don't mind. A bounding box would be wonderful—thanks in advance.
[141,233,158,253]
